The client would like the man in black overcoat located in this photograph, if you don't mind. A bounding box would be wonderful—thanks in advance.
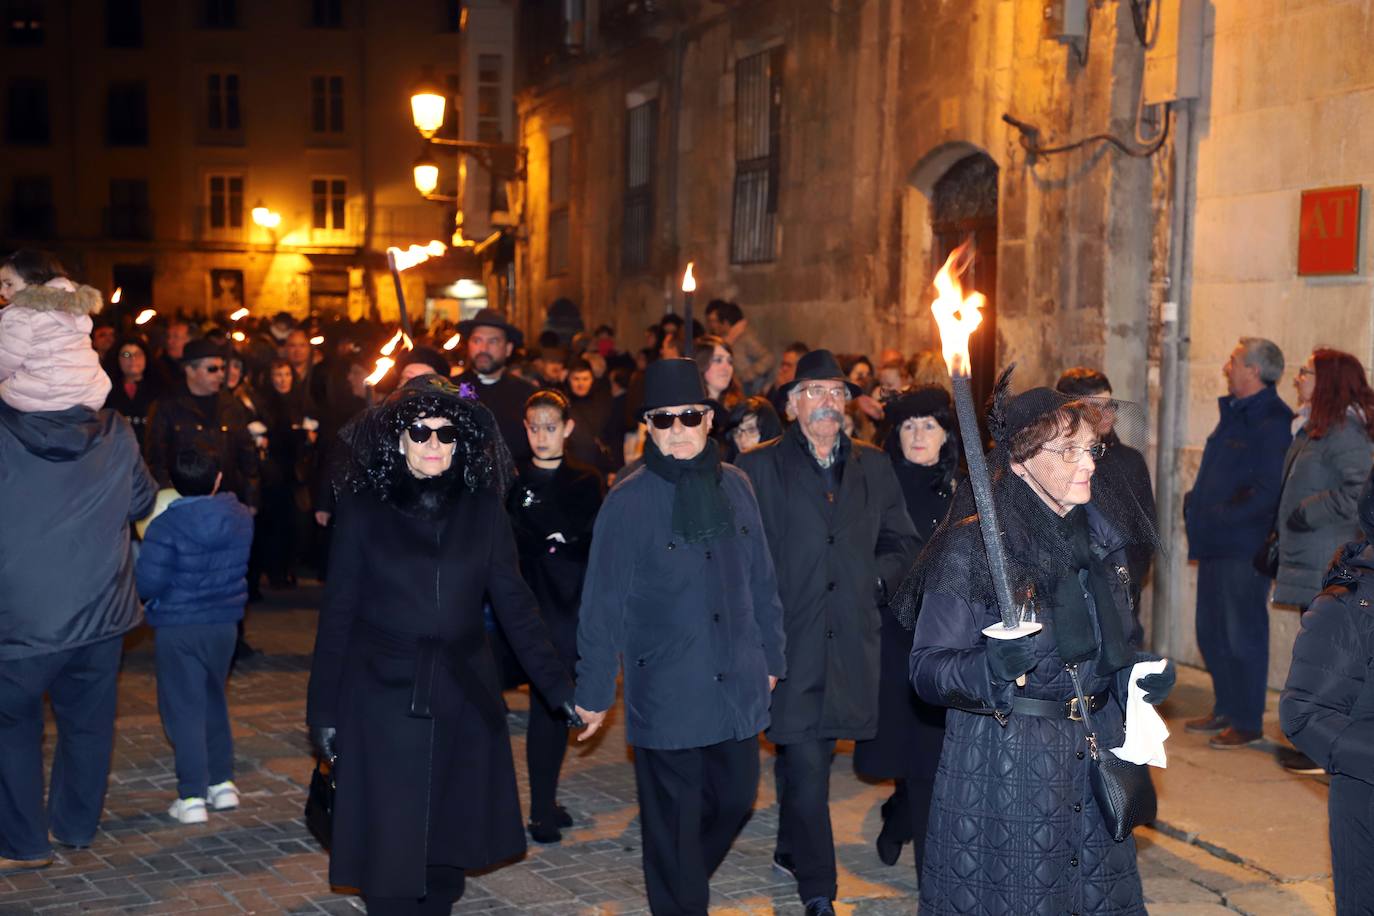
[575,359,787,916]
[736,350,918,916]
[453,308,536,463]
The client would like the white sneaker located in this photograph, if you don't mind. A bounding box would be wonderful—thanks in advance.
[207,781,240,811]
[168,797,208,824]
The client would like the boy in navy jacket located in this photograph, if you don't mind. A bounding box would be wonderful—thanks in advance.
[136,447,253,824]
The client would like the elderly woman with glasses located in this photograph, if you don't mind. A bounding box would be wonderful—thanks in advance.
[895,372,1167,916]
[307,375,580,915]
[102,336,161,447]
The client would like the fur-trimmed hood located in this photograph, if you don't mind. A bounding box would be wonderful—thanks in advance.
[8,284,104,316]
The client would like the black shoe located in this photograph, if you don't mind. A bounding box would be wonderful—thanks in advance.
[49,836,89,850]
[1184,713,1230,734]
[553,804,574,828]
[527,819,562,844]
[772,852,798,881]
[804,898,837,916]
[1277,746,1325,775]
[876,831,904,867]
[233,640,260,662]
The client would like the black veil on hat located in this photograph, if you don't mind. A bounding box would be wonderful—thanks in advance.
[891,366,1158,643]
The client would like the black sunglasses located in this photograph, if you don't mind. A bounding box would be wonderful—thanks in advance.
[407,424,459,444]
[648,409,706,430]
[200,364,224,374]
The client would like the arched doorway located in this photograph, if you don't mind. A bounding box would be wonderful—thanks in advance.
[930,153,999,415]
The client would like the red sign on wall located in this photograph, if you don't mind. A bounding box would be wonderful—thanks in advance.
[1298,185,1362,276]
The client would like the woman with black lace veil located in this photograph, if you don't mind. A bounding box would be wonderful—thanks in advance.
[305,375,580,915]
[895,373,1172,915]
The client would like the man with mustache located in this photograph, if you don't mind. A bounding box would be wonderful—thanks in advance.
[454,309,536,464]
[736,350,918,916]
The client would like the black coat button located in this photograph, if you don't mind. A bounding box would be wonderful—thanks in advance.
[705,550,712,559]
[713,613,721,622]
[827,582,838,591]
[636,658,646,667]
[826,629,835,639]
[1072,803,1082,813]
[1076,750,1085,760]
[741,525,749,535]
[667,542,676,550]
[1070,857,1079,868]
[715,673,725,682]
[826,535,835,545]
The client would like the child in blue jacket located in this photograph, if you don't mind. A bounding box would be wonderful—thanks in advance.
[136,446,254,824]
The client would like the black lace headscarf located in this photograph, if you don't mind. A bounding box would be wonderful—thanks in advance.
[891,367,1157,669]
[338,374,514,509]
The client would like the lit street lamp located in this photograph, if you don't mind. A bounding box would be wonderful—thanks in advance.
[410,72,447,139]
[412,150,441,198]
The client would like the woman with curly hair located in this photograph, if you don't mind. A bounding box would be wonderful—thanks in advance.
[306,375,581,915]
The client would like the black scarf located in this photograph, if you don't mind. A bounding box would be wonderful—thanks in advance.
[389,468,465,520]
[1052,505,1133,672]
[642,438,734,544]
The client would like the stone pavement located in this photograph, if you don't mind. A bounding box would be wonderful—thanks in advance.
[0,587,1336,914]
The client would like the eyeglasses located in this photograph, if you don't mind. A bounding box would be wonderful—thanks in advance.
[1297,366,1314,379]
[798,385,849,402]
[1041,441,1108,464]
[199,363,224,374]
[647,409,706,430]
[118,350,141,359]
[407,424,459,444]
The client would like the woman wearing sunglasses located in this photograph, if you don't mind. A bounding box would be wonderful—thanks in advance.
[306,375,581,915]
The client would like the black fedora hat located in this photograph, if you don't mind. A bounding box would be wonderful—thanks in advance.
[781,349,863,399]
[456,308,524,348]
[180,338,226,364]
[640,358,710,415]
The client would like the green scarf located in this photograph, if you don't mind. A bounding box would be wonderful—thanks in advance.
[642,437,735,544]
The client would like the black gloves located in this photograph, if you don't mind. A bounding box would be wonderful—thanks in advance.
[310,726,337,762]
[559,700,586,729]
[1136,660,1176,705]
[986,637,1036,684]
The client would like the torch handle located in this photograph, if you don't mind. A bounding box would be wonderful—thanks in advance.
[387,251,413,339]
[951,375,1020,631]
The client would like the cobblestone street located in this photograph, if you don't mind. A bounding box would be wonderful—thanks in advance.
[0,587,1336,914]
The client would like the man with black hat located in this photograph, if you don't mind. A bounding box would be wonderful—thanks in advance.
[455,308,535,463]
[574,358,787,916]
[144,339,260,511]
[735,349,917,916]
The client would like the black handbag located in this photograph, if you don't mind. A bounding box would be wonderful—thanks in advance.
[304,756,335,851]
[1068,665,1157,842]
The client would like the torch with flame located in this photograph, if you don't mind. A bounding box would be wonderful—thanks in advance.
[229,307,250,322]
[134,308,156,325]
[363,329,416,393]
[681,262,697,346]
[386,241,446,339]
[928,241,1040,668]
[442,333,460,351]
[111,288,122,305]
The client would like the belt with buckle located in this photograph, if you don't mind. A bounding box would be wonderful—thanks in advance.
[1010,692,1109,721]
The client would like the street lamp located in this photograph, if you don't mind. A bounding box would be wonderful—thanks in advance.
[251,201,281,229]
[410,73,447,139]
[412,150,441,197]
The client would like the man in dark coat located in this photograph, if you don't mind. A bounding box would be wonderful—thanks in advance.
[143,339,261,511]
[454,308,535,464]
[576,359,787,916]
[1184,337,1293,748]
[0,398,156,872]
[735,350,918,915]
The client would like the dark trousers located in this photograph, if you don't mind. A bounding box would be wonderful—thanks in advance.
[633,737,759,916]
[1196,557,1271,734]
[878,774,938,877]
[774,738,838,903]
[526,690,568,824]
[0,635,123,858]
[363,865,465,915]
[1330,775,1374,915]
[155,623,237,799]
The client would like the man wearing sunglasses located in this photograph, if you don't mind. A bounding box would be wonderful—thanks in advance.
[735,349,918,916]
[574,358,786,916]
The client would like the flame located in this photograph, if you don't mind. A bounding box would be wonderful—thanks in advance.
[442,333,460,351]
[365,357,396,386]
[930,240,986,378]
[230,331,246,342]
[389,240,447,272]
[229,307,249,321]
[681,262,696,293]
[380,329,404,356]
[134,308,156,325]
[111,288,122,304]
[309,334,325,346]
[402,332,414,351]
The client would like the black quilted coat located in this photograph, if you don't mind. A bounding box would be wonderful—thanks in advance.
[909,505,1148,915]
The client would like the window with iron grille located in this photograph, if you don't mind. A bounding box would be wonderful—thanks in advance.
[311,177,347,231]
[547,134,571,277]
[477,54,502,143]
[310,0,342,28]
[10,175,54,238]
[106,81,148,146]
[310,75,344,133]
[206,73,241,132]
[730,46,783,265]
[202,0,236,28]
[622,98,656,272]
[5,79,49,144]
[6,1,43,46]
[207,174,243,230]
[106,0,142,47]
[107,179,151,239]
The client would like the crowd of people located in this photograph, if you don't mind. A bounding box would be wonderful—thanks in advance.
[2,244,1374,914]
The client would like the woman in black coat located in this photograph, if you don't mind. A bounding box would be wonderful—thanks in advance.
[101,336,160,447]
[306,376,578,915]
[853,387,958,873]
[255,359,318,587]
[507,389,603,843]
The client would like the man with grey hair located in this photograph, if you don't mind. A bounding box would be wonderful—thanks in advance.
[1184,337,1294,749]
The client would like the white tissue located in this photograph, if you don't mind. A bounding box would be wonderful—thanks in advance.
[1108,658,1170,768]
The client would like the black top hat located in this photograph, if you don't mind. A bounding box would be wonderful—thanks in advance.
[781,349,863,399]
[180,338,226,364]
[456,308,524,349]
[885,385,954,430]
[640,358,709,415]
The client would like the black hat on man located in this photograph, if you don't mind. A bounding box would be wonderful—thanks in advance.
[180,338,225,364]
[781,349,863,399]
[457,308,524,349]
[640,358,709,416]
